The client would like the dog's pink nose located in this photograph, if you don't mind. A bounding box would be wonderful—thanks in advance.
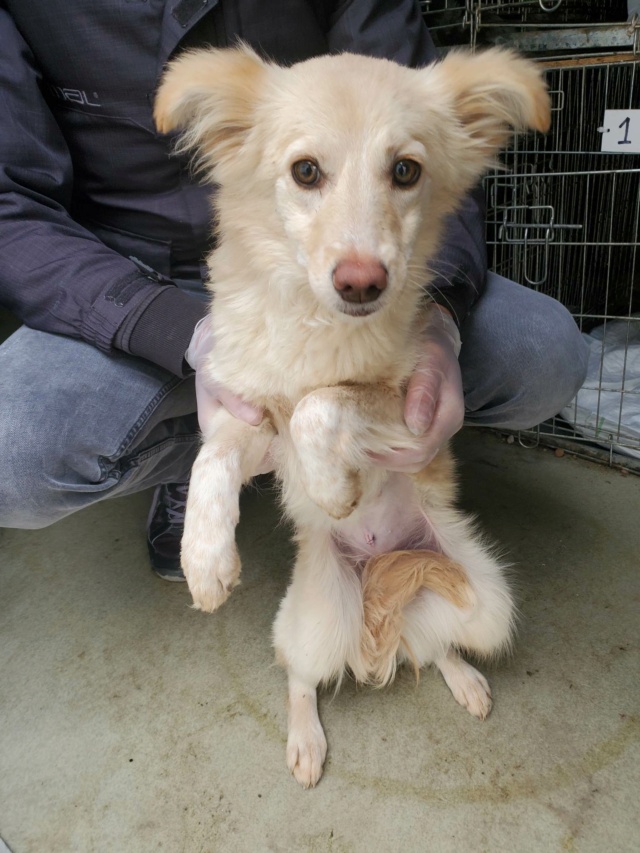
[333,257,388,304]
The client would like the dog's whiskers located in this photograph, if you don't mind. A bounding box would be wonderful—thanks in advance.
[425,261,480,296]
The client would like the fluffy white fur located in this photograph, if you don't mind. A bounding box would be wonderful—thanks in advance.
[155,45,550,787]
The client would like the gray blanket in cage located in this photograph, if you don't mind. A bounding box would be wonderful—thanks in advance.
[562,317,640,460]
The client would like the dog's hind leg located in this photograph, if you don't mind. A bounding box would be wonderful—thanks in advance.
[283,673,328,790]
[273,528,364,788]
[414,503,516,659]
[181,408,275,612]
[399,591,495,719]
[398,502,514,719]
[435,649,493,720]
[360,548,475,686]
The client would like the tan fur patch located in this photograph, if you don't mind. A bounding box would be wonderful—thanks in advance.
[361,549,474,685]
[412,445,458,506]
[414,444,455,486]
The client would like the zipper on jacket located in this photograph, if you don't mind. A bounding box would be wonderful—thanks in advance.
[128,255,174,285]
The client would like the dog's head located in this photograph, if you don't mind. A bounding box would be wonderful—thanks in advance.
[155,45,549,319]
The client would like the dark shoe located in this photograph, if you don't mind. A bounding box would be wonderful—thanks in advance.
[147,482,189,581]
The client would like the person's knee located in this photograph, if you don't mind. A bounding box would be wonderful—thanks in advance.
[0,441,60,529]
[0,410,87,529]
[0,325,199,529]
[556,307,590,399]
[501,298,588,430]
[462,280,589,430]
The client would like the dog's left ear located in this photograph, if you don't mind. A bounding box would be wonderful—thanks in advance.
[428,49,550,187]
[154,44,269,172]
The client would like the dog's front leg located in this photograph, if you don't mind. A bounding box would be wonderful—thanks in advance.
[181,408,275,612]
[289,384,418,519]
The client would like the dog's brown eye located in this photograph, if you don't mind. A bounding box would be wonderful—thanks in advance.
[292,159,321,187]
[392,159,421,188]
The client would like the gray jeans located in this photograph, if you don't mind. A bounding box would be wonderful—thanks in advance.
[0,273,589,529]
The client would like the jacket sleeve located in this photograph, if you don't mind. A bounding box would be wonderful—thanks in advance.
[326,0,487,327]
[0,6,204,376]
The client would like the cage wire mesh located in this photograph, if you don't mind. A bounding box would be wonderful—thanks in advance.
[420,3,640,467]
[486,60,640,467]
[421,1,638,54]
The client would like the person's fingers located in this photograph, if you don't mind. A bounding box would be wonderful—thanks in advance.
[404,365,443,436]
[216,385,264,425]
[368,445,436,473]
[194,378,221,438]
[373,359,465,472]
[369,398,461,473]
[194,373,263,437]
[416,373,464,451]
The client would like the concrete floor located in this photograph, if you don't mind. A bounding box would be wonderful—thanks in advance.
[1,429,639,853]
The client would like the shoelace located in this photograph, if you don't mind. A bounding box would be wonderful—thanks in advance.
[164,482,189,525]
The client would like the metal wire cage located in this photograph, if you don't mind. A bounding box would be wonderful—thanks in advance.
[421,1,638,54]
[473,0,629,27]
[484,59,640,465]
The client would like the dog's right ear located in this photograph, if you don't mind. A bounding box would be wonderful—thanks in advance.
[154,44,268,170]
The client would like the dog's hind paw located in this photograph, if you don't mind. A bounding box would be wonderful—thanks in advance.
[437,652,493,720]
[286,722,328,789]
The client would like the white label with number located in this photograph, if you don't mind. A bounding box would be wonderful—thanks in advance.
[599,110,640,153]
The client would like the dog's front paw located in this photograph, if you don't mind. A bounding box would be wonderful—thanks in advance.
[287,720,328,789]
[311,468,363,520]
[290,393,363,519]
[182,545,241,613]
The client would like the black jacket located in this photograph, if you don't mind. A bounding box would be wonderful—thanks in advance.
[0,0,487,375]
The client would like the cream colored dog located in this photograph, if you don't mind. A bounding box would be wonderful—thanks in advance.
[155,45,550,788]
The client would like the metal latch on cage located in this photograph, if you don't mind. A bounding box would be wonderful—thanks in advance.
[499,204,583,287]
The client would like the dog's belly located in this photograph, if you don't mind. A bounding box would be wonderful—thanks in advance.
[332,472,438,562]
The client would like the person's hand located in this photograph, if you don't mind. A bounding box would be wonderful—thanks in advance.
[185,317,264,438]
[369,306,465,473]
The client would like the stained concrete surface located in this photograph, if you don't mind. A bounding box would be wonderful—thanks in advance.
[1,429,639,853]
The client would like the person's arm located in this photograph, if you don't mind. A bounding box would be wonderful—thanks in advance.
[325,0,487,327]
[0,6,204,376]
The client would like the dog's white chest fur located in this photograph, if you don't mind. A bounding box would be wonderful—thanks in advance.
[206,277,421,407]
